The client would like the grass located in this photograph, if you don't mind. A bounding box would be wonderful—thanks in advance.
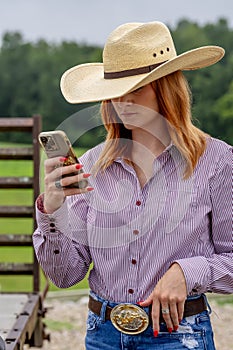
[44,319,76,331]
[208,294,233,305]
[0,142,89,293]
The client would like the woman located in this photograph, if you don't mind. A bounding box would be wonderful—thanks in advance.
[33,21,232,349]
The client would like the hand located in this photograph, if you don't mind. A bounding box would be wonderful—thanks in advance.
[43,157,93,213]
[139,263,187,336]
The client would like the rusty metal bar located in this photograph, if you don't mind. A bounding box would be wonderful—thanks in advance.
[0,177,33,189]
[0,148,33,160]
[3,294,43,350]
[0,235,32,246]
[0,115,49,349]
[0,206,34,217]
[0,263,34,275]
[32,115,42,292]
[0,118,33,132]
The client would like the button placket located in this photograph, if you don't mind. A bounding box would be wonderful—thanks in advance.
[127,239,141,299]
[126,189,143,300]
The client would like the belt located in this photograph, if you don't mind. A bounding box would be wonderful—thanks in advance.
[88,294,207,335]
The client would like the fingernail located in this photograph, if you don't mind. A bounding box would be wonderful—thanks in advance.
[153,330,158,337]
[83,173,91,178]
[87,187,94,191]
[174,325,179,331]
[75,164,83,169]
[60,157,67,162]
[179,318,182,323]
[168,327,173,333]
[136,300,144,305]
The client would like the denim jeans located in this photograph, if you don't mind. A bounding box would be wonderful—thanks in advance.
[85,291,216,350]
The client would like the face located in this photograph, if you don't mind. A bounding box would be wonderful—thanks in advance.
[111,83,160,131]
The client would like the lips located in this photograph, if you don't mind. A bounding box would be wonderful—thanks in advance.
[120,112,137,117]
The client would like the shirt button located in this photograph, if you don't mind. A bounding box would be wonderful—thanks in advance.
[133,230,139,235]
[50,223,55,227]
[131,259,137,265]
[136,200,141,206]
[54,249,60,254]
[128,289,134,294]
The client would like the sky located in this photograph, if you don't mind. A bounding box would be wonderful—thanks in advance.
[0,0,233,47]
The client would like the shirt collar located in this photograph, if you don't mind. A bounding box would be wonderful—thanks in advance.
[114,142,176,164]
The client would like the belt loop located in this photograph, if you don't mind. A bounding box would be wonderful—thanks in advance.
[203,293,212,315]
[100,300,108,323]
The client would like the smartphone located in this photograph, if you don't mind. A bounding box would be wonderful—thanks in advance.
[38,130,88,189]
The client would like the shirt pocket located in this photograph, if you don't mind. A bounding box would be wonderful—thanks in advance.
[161,188,198,234]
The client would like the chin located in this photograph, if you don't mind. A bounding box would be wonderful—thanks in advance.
[123,123,135,130]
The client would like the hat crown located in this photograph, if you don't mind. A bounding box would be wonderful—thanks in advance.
[103,21,177,73]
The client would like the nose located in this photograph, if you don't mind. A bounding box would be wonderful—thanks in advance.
[118,92,134,105]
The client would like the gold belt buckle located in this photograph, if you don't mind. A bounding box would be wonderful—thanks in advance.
[110,303,149,335]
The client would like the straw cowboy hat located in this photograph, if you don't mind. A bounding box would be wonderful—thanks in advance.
[60,21,224,104]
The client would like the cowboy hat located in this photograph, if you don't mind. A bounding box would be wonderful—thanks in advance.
[60,21,225,104]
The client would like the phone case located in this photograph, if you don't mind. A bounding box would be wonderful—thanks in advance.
[39,130,88,189]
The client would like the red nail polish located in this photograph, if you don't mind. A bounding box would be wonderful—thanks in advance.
[136,300,144,305]
[174,325,179,331]
[153,330,158,337]
[168,327,173,333]
[60,157,67,162]
[179,318,182,323]
[87,187,94,191]
[75,164,83,169]
[83,173,91,178]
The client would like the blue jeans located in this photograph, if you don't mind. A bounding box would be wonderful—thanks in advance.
[85,292,216,350]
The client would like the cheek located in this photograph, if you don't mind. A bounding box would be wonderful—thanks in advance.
[111,100,118,113]
[111,100,123,119]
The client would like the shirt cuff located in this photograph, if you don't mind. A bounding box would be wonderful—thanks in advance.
[35,194,71,238]
[174,256,211,294]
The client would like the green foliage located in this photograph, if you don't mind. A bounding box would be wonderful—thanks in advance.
[172,18,233,143]
[0,18,232,145]
[0,32,104,146]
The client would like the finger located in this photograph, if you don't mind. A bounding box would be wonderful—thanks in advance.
[138,294,153,307]
[59,163,84,178]
[44,157,67,173]
[47,163,83,183]
[161,305,173,333]
[62,185,94,197]
[59,172,91,188]
[151,299,160,336]
[177,301,185,324]
[169,302,179,330]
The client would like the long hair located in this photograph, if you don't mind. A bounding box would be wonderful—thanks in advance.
[94,70,207,178]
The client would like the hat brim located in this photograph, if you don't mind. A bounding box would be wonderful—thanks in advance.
[60,46,224,104]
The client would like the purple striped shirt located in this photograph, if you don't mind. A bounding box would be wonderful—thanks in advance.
[33,137,233,302]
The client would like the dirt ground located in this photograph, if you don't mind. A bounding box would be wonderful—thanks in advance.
[26,293,233,350]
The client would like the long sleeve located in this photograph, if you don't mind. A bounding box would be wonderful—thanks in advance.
[33,194,92,288]
[175,147,233,294]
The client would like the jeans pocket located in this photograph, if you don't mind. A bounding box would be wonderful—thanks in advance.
[176,313,216,350]
[86,310,101,333]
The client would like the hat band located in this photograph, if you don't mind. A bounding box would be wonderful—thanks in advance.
[104,61,167,79]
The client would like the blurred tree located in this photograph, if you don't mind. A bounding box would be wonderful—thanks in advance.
[0,19,232,146]
[172,18,233,144]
